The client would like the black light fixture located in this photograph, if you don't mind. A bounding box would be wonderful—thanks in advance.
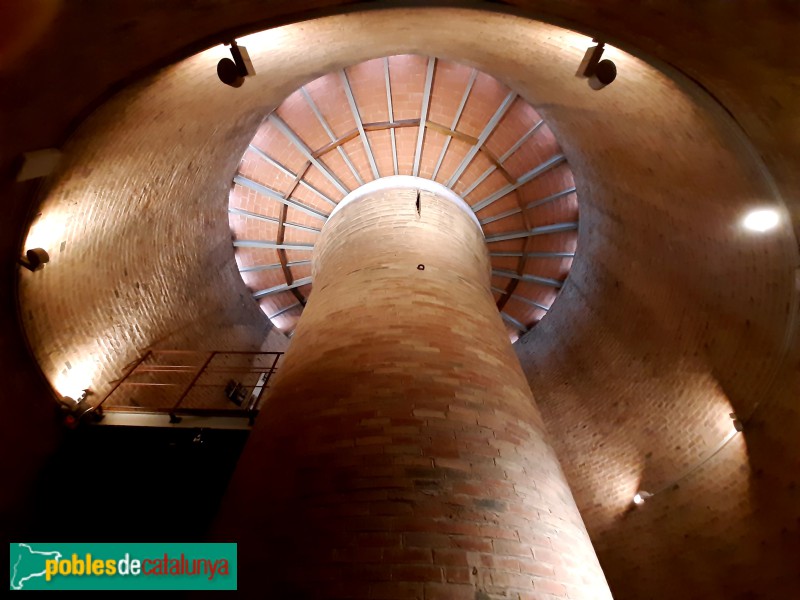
[18,247,50,271]
[576,40,617,90]
[730,412,744,432]
[217,40,255,88]
[58,389,100,428]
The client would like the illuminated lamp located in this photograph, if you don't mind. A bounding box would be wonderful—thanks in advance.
[742,208,780,232]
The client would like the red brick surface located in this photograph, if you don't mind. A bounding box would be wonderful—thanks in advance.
[4,8,799,600]
[230,56,578,335]
[218,187,612,599]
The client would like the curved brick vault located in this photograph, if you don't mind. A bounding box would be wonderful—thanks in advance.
[3,4,800,600]
[230,56,578,338]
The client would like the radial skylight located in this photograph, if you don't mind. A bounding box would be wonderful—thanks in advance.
[228,55,580,340]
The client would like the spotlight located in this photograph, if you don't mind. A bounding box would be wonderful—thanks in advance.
[743,208,779,232]
[15,148,62,182]
[58,389,96,427]
[730,412,744,432]
[576,41,617,90]
[633,490,652,505]
[18,247,50,271]
[217,40,255,88]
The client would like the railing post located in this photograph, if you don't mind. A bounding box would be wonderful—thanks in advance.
[96,350,152,408]
[170,351,216,417]
[247,352,282,424]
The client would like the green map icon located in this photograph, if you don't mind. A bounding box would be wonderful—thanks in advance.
[10,543,62,590]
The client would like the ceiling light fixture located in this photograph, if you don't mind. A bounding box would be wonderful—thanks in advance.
[575,40,617,90]
[217,40,255,88]
[742,208,780,232]
[730,412,744,432]
[18,247,49,271]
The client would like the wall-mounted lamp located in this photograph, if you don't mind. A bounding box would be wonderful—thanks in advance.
[58,389,101,427]
[59,388,89,408]
[217,40,255,88]
[15,148,62,182]
[633,490,652,505]
[576,41,617,90]
[18,247,50,271]
[742,208,780,232]
[730,412,744,432]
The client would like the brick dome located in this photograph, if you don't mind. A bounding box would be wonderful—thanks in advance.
[229,56,578,339]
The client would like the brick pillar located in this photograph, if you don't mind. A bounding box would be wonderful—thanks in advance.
[217,179,612,599]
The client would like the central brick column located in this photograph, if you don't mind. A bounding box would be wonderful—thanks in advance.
[217,179,612,599]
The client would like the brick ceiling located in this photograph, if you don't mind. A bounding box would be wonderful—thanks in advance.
[229,55,579,339]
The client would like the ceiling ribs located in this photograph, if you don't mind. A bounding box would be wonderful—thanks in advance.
[462,121,544,198]
[276,161,314,307]
[253,277,313,299]
[308,118,520,188]
[413,57,436,177]
[490,251,574,259]
[233,174,329,221]
[492,269,564,289]
[445,90,517,188]
[472,154,566,213]
[491,124,549,318]
[433,68,477,181]
[268,113,350,196]
[525,186,577,210]
[239,260,311,273]
[268,301,302,320]
[485,222,579,243]
[509,294,551,312]
[424,121,476,145]
[232,58,579,338]
[301,86,365,187]
[340,69,380,180]
[247,143,336,207]
[233,241,314,251]
[479,187,577,226]
[228,207,320,234]
[501,311,529,334]
[384,58,398,176]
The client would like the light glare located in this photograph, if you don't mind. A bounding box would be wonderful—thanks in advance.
[25,213,66,253]
[743,209,780,232]
[54,358,95,399]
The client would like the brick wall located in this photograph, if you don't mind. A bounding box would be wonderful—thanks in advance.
[217,186,612,599]
[513,31,800,598]
[5,8,799,598]
[15,61,290,406]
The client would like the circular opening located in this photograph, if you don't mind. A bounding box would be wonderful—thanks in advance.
[228,55,580,340]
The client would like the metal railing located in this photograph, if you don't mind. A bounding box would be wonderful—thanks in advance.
[97,350,283,425]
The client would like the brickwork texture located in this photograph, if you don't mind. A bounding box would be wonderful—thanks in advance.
[2,7,798,600]
[217,186,612,599]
